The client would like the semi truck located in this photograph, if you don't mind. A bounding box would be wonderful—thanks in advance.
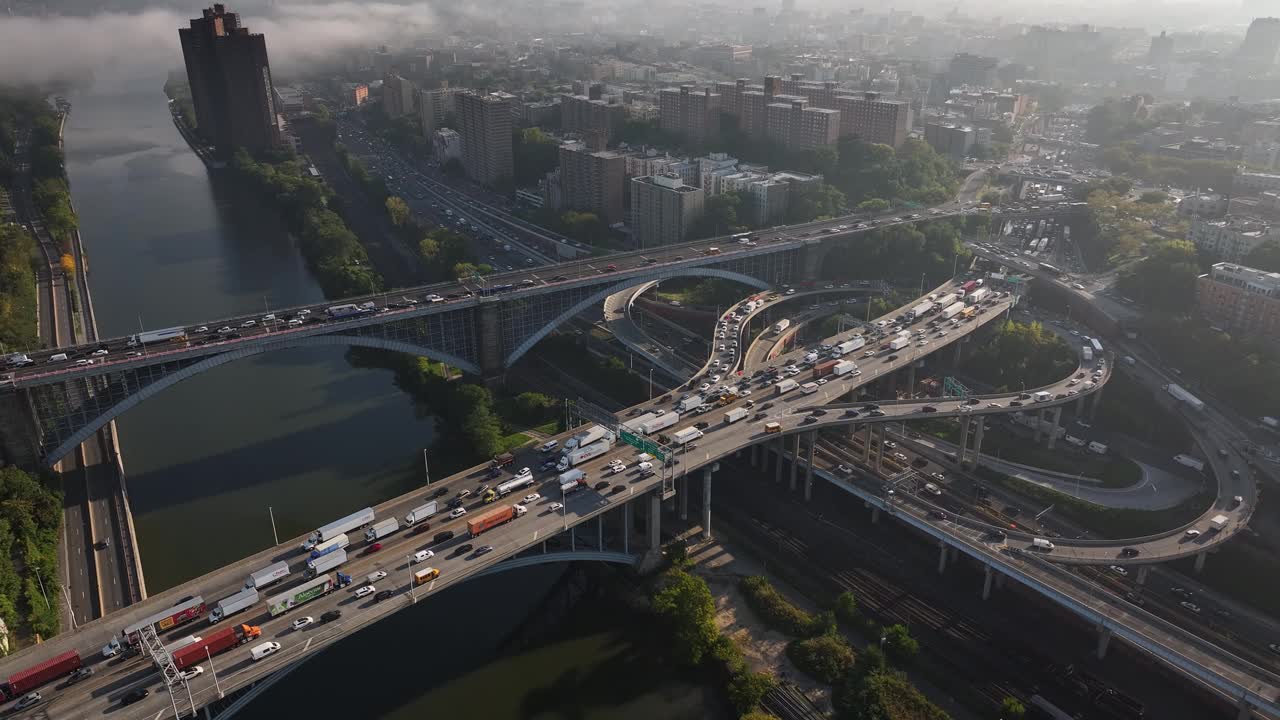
[171,624,261,671]
[267,574,335,617]
[960,280,979,294]
[772,319,791,335]
[888,336,910,351]
[497,472,535,497]
[965,287,990,304]
[565,425,613,451]
[623,412,659,433]
[813,359,839,379]
[833,360,858,376]
[934,293,958,309]
[906,300,933,320]
[672,427,704,446]
[364,518,400,542]
[122,596,207,644]
[1165,383,1206,412]
[126,327,188,348]
[1082,346,1094,362]
[834,337,865,355]
[468,504,526,537]
[404,501,438,526]
[775,378,799,395]
[245,560,291,589]
[7,650,81,695]
[304,507,375,549]
[558,469,588,494]
[557,439,613,471]
[641,411,681,434]
[676,395,704,413]
[724,407,749,424]
[207,587,259,624]
[1174,454,1206,472]
[309,533,350,560]
[940,302,966,321]
[326,303,365,319]
[1209,514,1230,532]
[305,548,348,577]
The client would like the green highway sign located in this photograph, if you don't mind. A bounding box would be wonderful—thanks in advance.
[619,430,667,463]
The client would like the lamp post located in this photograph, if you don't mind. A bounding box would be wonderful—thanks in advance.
[268,506,279,546]
[205,646,223,697]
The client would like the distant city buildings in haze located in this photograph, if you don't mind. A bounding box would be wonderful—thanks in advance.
[178,3,280,157]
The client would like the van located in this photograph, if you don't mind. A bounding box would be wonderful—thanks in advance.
[250,641,281,661]
[1032,538,1055,552]
[764,422,782,434]
[47,353,68,363]
[539,440,558,453]
[636,453,655,464]
[433,530,455,545]
[637,461,655,476]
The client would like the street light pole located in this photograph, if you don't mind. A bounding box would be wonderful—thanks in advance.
[33,567,50,611]
[268,506,279,546]
[423,449,431,485]
[649,368,654,400]
[205,646,223,697]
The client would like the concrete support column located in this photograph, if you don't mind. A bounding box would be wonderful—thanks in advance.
[1238,698,1254,720]
[804,430,816,501]
[1076,395,1086,414]
[1033,409,1044,443]
[995,574,1006,590]
[905,364,916,396]
[790,433,801,491]
[938,540,948,574]
[1090,384,1104,420]
[679,476,688,521]
[623,503,630,555]
[972,419,985,464]
[953,341,963,364]
[751,443,759,468]
[958,418,971,465]
[1195,551,1207,573]
[1096,626,1112,659]
[598,514,604,550]
[982,565,994,600]
[863,425,872,463]
[871,507,880,523]
[875,425,885,473]
[648,492,661,550]
[1135,566,1149,585]
[1047,406,1062,449]
[774,438,784,483]
[702,467,713,541]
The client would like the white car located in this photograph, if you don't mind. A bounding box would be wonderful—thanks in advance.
[355,585,376,598]
[91,348,109,356]
[549,502,564,512]
[217,326,232,333]
[413,550,434,563]
[291,616,314,631]
[367,570,388,583]
[179,665,204,681]
[240,319,256,328]
[523,493,541,504]
[449,507,467,519]
[1108,565,1128,577]
[1184,529,1201,538]
[612,462,628,475]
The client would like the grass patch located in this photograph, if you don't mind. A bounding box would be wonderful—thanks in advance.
[978,429,1141,489]
[497,432,534,453]
[533,420,559,435]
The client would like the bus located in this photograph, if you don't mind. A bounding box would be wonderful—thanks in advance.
[1038,262,1061,275]
[1090,337,1103,354]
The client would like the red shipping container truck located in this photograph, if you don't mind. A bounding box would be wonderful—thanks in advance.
[467,505,516,537]
[8,649,81,694]
[812,360,839,379]
[171,624,261,671]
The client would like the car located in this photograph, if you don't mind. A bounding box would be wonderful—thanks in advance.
[94,538,110,550]
[1109,565,1128,577]
[1171,587,1194,600]
[66,666,94,684]
[361,542,383,556]
[987,402,1002,408]
[291,616,315,631]
[367,570,388,582]
[921,405,937,413]
[802,416,819,424]
[986,529,1007,542]
[179,665,205,681]
[1120,547,1140,557]
[887,355,899,361]
[928,510,947,520]
[842,409,860,418]
[1270,643,1280,655]
[1184,529,1201,538]
[456,488,472,500]
[121,688,149,706]
[594,480,610,491]
[449,507,468,519]
[319,609,342,624]
[1124,592,1146,607]
[810,409,827,417]
[475,545,495,556]
[836,464,854,476]
[868,410,886,417]
[523,493,541,504]
[375,589,395,603]
[549,502,564,512]
[240,319,257,328]
[354,584,377,598]
[217,326,232,333]
[432,487,449,498]
[1180,601,1201,614]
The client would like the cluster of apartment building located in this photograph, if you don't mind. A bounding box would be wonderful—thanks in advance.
[1197,261,1280,341]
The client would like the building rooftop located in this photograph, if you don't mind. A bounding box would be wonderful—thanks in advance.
[1208,262,1280,294]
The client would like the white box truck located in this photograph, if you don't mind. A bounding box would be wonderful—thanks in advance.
[1032,538,1055,552]
[305,548,348,577]
[907,300,933,320]
[641,412,681,434]
[934,293,958,309]
[940,301,966,321]
[800,382,819,394]
[772,319,791,335]
[558,469,587,494]
[208,587,259,624]
[888,336,910,351]
[677,395,704,413]
[776,378,799,395]
[364,518,400,542]
[1209,514,1229,532]
[1174,454,1205,472]
[304,507,375,549]
[623,412,659,433]
[965,287,990,304]
[833,360,858,376]
[835,337,866,355]
[724,407,749,424]
[565,425,613,451]
[245,561,290,590]
[1033,391,1052,403]
[672,427,704,446]
[404,501,438,526]
[558,439,612,471]
[1087,441,1108,455]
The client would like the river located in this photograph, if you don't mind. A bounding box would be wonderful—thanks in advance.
[62,74,720,719]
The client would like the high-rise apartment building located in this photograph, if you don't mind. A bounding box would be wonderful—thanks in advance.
[1148,31,1174,66]
[1240,17,1280,68]
[1197,262,1280,339]
[833,92,911,148]
[560,94,625,145]
[457,90,515,187]
[658,86,721,145]
[418,86,463,136]
[946,53,999,89]
[630,174,705,248]
[178,3,279,156]
[382,74,417,118]
[717,77,909,148]
[924,122,975,160]
[766,99,840,151]
[559,142,627,225]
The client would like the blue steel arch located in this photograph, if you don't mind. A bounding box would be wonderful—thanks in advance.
[504,267,770,368]
[43,333,479,465]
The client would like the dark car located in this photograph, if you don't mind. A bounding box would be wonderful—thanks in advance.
[611,484,626,495]
[121,688,150,706]
[410,521,433,535]
[1120,547,1140,557]
[986,529,1007,541]
[94,539,110,550]
[451,543,474,557]
[868,410,886,417]
[887,354,899,361]
[1123,592,1145,607]
[802,416,819,425]
[448,497,464,509]
[66,667,94,685]
[810,409,827,417]
[1017,393,1032,400]
[433,530,455,544]
[593,480,610,492]
[551,275,568,282]
[475,545,495,556]
[361,542,382,556]
[760,402,775,411]
[1009,400,1023,407]
[965,398,981,405]
[862,403,880,411]
[432,487,449,498]
[320,610,342,624]
[1171,587,1194,600]
[921,406,937,413]
[694,421,710,430]
[754,412,769,421]
[842,409,860,418]
[928,510,947,520]
[374,589,395,603]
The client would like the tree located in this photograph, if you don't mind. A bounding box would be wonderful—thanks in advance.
[787,634,856,684]
[834,591,859,624]
[787,182,846,223]
[1116,239,1201,312]
[1138,190,1169,204]
[385,196,410,227]
[1000,696,1027,719]
[1243,239,1280,272]
[980,189,1003,205]
[882,624,919,665]
[512,127,560,187]
[418,236,440,262]
[849,644,887,680]
[836,670,950,720]
[453,262,479,280]
[650,569,719,666]
[855,198,890,213]
[727,671,778,715]
[561,211,608,244]
[59,253,75,277]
